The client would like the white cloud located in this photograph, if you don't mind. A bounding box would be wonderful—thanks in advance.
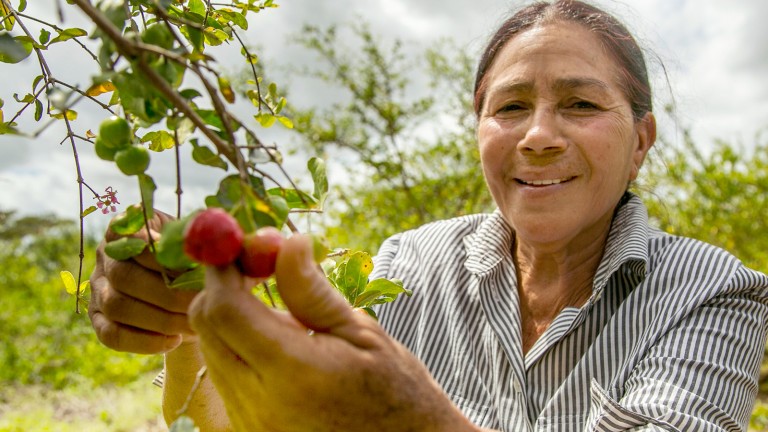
[1,0,766,221]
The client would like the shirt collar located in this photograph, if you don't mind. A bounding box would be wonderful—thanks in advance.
[463,193,650,298]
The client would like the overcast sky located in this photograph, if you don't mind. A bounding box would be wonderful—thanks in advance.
[1,0,766,232]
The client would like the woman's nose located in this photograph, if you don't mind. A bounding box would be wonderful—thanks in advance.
[517,108,566,154]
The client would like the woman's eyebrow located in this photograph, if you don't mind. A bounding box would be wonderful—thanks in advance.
[553,77,610,94]
[487,81,534,97]
[488,77,610,97]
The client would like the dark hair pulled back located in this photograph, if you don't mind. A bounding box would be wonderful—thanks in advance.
[473,0,652,120]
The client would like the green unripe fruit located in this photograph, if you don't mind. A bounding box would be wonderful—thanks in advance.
[141,23,174,50]
[94,137,118,161]
[115,145,150,176]
[99,116,132,150]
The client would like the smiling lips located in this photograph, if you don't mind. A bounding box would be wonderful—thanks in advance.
[516,176,576,186]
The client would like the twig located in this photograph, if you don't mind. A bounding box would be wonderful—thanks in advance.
[175,365,208,417]
[62,114,86,314]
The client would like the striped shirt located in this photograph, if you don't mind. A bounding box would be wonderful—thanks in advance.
[371,193,768,431]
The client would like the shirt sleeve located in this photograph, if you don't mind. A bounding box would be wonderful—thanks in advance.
[585,271,768,431]
[370,232,403,280]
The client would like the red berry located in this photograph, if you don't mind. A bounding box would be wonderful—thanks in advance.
[237,227,284,278]
[183,208,244,267]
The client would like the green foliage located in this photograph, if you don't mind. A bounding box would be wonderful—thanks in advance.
[0,211,161,389]
[290,24,493,252]
[325,250,411,317]
[640,128,768,273]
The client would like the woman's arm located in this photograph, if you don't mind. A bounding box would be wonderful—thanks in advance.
[88,211,231,428]
[586,281,768,431]
[162,341,230,429]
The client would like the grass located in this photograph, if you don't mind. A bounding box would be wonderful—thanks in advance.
[0,372,165,432]
[2,372,768,431]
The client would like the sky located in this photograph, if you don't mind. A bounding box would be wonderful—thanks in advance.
[1,0,767,233]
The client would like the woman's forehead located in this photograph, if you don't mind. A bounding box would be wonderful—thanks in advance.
[486,23,622,89]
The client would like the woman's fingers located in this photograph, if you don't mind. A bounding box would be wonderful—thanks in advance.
[274,235,357,335]
[104,257,197,313]
[90,309,183,354]
[189,266,306,366]
[99,285,193,336]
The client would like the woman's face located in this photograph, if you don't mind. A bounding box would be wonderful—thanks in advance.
[477,22,655,251]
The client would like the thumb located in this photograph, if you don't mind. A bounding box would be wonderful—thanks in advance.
[275,234,356,334]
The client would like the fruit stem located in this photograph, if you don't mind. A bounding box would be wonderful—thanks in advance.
[262,281,276,308]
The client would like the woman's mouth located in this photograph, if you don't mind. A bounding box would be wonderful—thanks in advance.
[515,176,576,186]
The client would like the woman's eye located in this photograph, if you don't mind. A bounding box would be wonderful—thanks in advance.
[499,103,524,112]
[570,101,597,109]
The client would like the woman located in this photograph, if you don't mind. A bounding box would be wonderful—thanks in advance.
[89,1,768,430]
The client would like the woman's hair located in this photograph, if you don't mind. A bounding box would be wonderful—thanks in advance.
[473,0,652,120]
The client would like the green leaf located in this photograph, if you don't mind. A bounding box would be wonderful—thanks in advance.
[216,8,248,30]
[333,252,373,303]
[354,278,411,308]
[110,204,146,236]
[0,1,15,31]
[49,27,87,44]
[180,25,204,53]
[13,92,34,103]
[32,74,44,92]
[191,139,228,170]
[277,116,293,129]
[77,280,91,310]
[141,130,176,151]
[361,307,377,320]
[187,0,206,17]
[195,109,225,131]
[39,28,50,45]
[213,174,265,209]
[267,188,318,210]
[105,237,147,261]
[180,88,203,100]
[0,121,19,135]
[166,117,195,143]
[254,113,276,128]
[203,26,229,46]
[81,205,97,217]
[138,174,156,220]
[33,98,42,121]
[218,75,235,103]
[18,0,27,13]
[308,157,328,204]
[98,0,127,31]
[60,270,77,295]
[0,33,33,64]
[156,216,198,271]
[113,71,166,125]
[169,266,205,291]
[51,109,77,120]
[267,194,289,228]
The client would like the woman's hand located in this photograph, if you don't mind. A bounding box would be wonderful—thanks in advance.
[89,210,199,354]
[189,234,478,432]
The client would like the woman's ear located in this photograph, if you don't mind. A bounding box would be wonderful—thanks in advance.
[630,112,657,181]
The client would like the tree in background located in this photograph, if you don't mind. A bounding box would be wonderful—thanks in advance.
[0,210,161,389]
[640,123,768,275]
[289,24,768,272]
[290,24,493,253]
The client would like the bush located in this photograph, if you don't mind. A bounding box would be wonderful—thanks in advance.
[0,212,161,389]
